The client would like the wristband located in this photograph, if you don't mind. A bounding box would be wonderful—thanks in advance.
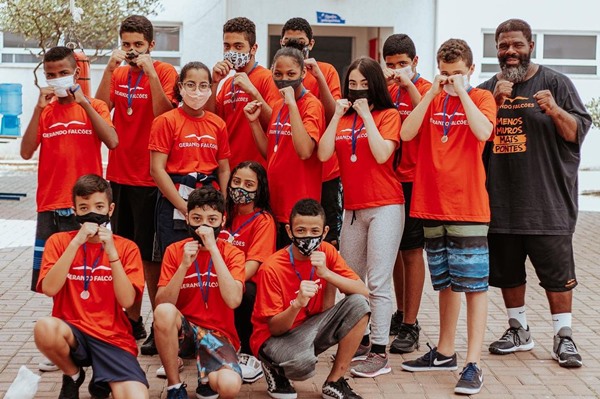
[109,258,120,263]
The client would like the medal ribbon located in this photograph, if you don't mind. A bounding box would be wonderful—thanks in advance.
[441,86,472,140]
[194,258,213,309]
[82,244,104,294]
[350,113,365,159]
[127,70,144,113]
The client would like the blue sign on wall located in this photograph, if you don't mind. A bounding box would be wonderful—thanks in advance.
[316,11,346,24]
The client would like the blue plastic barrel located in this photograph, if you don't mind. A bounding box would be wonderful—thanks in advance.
[0,83,22,137]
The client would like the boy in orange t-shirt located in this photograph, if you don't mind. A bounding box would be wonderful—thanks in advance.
[399,39,496,395]
[21,46,117,294]
[34,174,147,399]
[153,187,245,399]
[251,199,370,399]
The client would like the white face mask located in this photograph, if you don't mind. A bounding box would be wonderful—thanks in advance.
[47,75,75,97]
[443,74,470,96]
[182,89,212,110]
[395,65,415,80]
[223,50,251,70]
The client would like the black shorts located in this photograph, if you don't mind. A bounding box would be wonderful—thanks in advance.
[110,182,157,261]
[321,177,343,247]
[399,182,424,251]
[67,323,148,387]
[488,233,577,292]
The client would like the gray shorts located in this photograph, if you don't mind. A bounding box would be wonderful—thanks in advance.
[259,294,370,381]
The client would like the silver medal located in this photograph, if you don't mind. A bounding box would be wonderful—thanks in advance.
[441,135,448,143]
[127,107,133,116]
[350,154,358,163]
[80,290,90,300]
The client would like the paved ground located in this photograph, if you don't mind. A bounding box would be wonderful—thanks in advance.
[1,167,599,398]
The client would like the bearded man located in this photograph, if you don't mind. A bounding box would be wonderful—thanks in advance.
[479,18,591,368]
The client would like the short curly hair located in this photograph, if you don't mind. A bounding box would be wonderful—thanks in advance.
[188,186,225,214]
[120,15,153,43]
[223,17,256,47]
[437,38,473,67]
[495,19,532,43]
[281,17,313,41]
[383,34,416,59]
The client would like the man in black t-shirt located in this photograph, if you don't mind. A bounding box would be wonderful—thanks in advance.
[479,19,591,369]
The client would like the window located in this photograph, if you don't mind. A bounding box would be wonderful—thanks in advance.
[150,24,182,66]
[481,31,598,76]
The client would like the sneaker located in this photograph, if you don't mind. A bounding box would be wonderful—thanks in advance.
[239,353,264,383]
[489,318,534,355]
[166,383,188,399]
[389,311,403,336]
[128,316,147,340]
[330,342,371,362]
[390,322,421,354]
[552,327,583,368]
[59,368,85,399]
[196,382,218,399]
[157,357,185,378]
[350,352,391,378]
[140,324,158,355]
[262,362,297,399]
[38,358,59,372]
[322,377,363,399]
[454,362,484,395]
[88,380,111,399]
[401,343,458,372]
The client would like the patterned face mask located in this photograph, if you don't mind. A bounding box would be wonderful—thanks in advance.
[223,50,251,70]
[228,186,257,205]
[291,235,323,257]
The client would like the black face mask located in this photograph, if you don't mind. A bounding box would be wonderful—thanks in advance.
[291,235,323,257]
[75,212,110,226]
[187,224,222,245]
[125,49,147,66]
[274,77,303,90]
[347,89,370,104]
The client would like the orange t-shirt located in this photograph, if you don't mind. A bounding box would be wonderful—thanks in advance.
[36,99,113,212]
[388,76,432,182]
[216,65,280,169]
[334,108,404,210]
[158,238,246,349]
[37,232,144,356]
[220,210,276,283]
[106,61,178,186]
[250,242,360,356]
[266,93,324,223]
[411,88,496,222]
[303,61,342,182]
[148,108,230,175]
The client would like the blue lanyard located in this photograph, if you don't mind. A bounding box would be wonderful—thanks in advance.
[194,258,213,309]
[350,113,364,158]
[394,73,420,109]
[231,211,262,237]
[231,62,258,110]
[288,245,315,283]
[82,244,104,293]
[127,70,144,112]
[441,86,472,140]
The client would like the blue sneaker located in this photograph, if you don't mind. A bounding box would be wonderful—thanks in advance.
[166,383,188,399]
[454,362,483,395]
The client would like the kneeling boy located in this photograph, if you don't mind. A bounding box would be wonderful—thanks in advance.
[34,174,148,399]
[251,199,370,399]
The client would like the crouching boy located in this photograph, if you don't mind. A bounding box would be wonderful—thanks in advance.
[251,198,370,399]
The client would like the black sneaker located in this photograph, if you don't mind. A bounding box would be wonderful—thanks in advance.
[196,382,218,399]
[128,316,147,340]
[454,362,484,395]
[389,311,403,336]
[140,323,157,355]
[489,318,534,354]
[88,380,110,399]
[166,383,188,399]
[59,368,85,399]
[262,362,297,399]
[390,322,421,354]
[552,327,583,368]
[322,377,363,399]
[401,343,457,372]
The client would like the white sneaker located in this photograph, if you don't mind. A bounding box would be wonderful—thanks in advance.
[238,353,263,383]
[156,357,184,378]
[38,358,59,372]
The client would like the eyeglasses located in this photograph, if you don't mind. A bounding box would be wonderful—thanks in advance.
[181,81,211,92]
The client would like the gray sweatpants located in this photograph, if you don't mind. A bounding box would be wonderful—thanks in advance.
[340,204,404,346]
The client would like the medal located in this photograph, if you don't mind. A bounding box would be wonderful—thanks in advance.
[126,70,144,118]
[127,107,133,116]
[350,154,358,162]
[80,290,90,300]
[441,135,448,143]
[273,144,278,153]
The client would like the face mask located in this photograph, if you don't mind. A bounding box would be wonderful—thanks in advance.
[395,65,415,80]
[76,212,110,226]
[273,77,303,90]
[229,186,257,205]
[182,89,212,110]
[188,224,222,245]
[443,74,470,96]
[347,89,370,104]
[47,75,75,97]
[292,235,323,257]
[125,49,146,66]
[224,50,251,70]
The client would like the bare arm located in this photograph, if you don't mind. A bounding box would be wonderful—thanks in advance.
[217,158,231,199]
[353,100,396,164]
[155,241,198,306]
[283,88,315,160]
[401,76,443,141]
[150,152,188,216]
[95,50,126,110]
[73,88,118,149]
[534,89,578,143]
[451,76,492,141]
[318,99,350,162]
[244,101,268,159]
[98,226,136,308]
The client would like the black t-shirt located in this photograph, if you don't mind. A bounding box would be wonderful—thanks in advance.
[479,65,591,234]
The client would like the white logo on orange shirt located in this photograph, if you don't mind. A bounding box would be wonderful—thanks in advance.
[48,120,86,129]
[72,265,112,273]
[117,84,143,91]
[184,134,215,141]
[181,271,219,289]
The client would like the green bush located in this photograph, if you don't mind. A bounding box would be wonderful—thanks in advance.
[586,97,600,130]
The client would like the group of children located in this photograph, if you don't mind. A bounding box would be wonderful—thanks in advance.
[25,12,500,399]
